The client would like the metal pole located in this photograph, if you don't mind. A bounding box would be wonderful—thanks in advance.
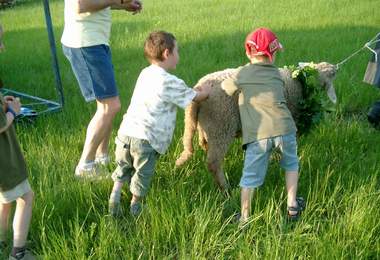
[42,0,64,106]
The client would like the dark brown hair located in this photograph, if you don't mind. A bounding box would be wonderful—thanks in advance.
[144,31,176,62]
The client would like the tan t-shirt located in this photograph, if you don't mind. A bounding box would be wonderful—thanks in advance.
[222,63,296,145]
[0,94,28,192]
[61,0,111,48]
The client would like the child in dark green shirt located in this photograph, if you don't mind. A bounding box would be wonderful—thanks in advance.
[0,95,35,258]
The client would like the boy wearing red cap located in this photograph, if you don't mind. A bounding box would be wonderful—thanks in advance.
[222,28,304,223]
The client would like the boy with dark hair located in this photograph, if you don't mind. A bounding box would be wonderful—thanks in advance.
[222,28,305,223]
[108,31,212,217]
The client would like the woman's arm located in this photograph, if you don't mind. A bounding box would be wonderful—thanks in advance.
[76,0,142,14]
[76,0,117,13]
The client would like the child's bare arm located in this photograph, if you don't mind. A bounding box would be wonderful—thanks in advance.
[221,78,238,96]
[192,82,212,102]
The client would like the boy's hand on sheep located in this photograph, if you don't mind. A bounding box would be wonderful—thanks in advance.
[195,81,212,93]
[193,81,212,102]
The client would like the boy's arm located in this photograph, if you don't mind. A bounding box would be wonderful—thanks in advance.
[76,0,142,13]
[193,82,212,102]
[221,78,238,96]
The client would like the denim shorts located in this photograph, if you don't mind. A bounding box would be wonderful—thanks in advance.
[240,133,299,188]
[112,136,159,197]
[62,44,118,102]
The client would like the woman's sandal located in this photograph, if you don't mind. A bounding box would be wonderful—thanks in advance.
[287,197,306,221]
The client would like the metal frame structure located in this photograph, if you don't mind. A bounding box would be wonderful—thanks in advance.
[0,0,64,117]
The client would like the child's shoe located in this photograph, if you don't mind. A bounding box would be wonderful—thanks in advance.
[287,197,306,221]
[232,213,249,228]
[108,201,122,217]
[9,249,35,260]
[74,161,100,179]
[130,202,142,217]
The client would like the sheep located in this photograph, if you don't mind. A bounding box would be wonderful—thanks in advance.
[175,62,337,192]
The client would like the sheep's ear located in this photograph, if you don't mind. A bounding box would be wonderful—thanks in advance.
[327,66,337,78]
[327,83,337,104]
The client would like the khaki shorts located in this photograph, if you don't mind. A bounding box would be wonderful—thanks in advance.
[112,136,159,197]
[0,179,32,203]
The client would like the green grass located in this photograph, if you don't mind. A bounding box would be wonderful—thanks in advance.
[1,0,380,258]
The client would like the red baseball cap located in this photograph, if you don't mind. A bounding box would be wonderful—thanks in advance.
[245,28,283,61]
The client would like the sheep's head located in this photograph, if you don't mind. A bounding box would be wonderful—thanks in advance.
[315,62,337,104]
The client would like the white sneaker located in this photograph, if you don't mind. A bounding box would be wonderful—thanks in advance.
[130,202,143,217]
[95,154,110,166]
[74,161,99,179]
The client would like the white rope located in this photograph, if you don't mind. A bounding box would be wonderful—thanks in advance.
[365,38,380,61]
[336,32,380,70]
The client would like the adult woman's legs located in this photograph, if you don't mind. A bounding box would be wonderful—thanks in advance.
[77,96,121,173]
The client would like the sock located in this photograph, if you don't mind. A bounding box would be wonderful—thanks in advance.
[109,189,122,204]
[95,154,108,160]
[11,246,26,259]
[80,160,96,168]
[109,182,123,203]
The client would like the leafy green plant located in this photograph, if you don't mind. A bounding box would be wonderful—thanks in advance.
[288,63,333,133]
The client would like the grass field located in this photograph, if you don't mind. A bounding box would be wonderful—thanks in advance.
[1,0,380,258]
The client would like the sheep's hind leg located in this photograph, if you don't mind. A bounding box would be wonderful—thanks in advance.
[198,129,208,151]
[206,140,232,195]
[175,104,199,167]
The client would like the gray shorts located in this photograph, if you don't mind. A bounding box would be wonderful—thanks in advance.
[112,136,159,197]
[240,133,299,188]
